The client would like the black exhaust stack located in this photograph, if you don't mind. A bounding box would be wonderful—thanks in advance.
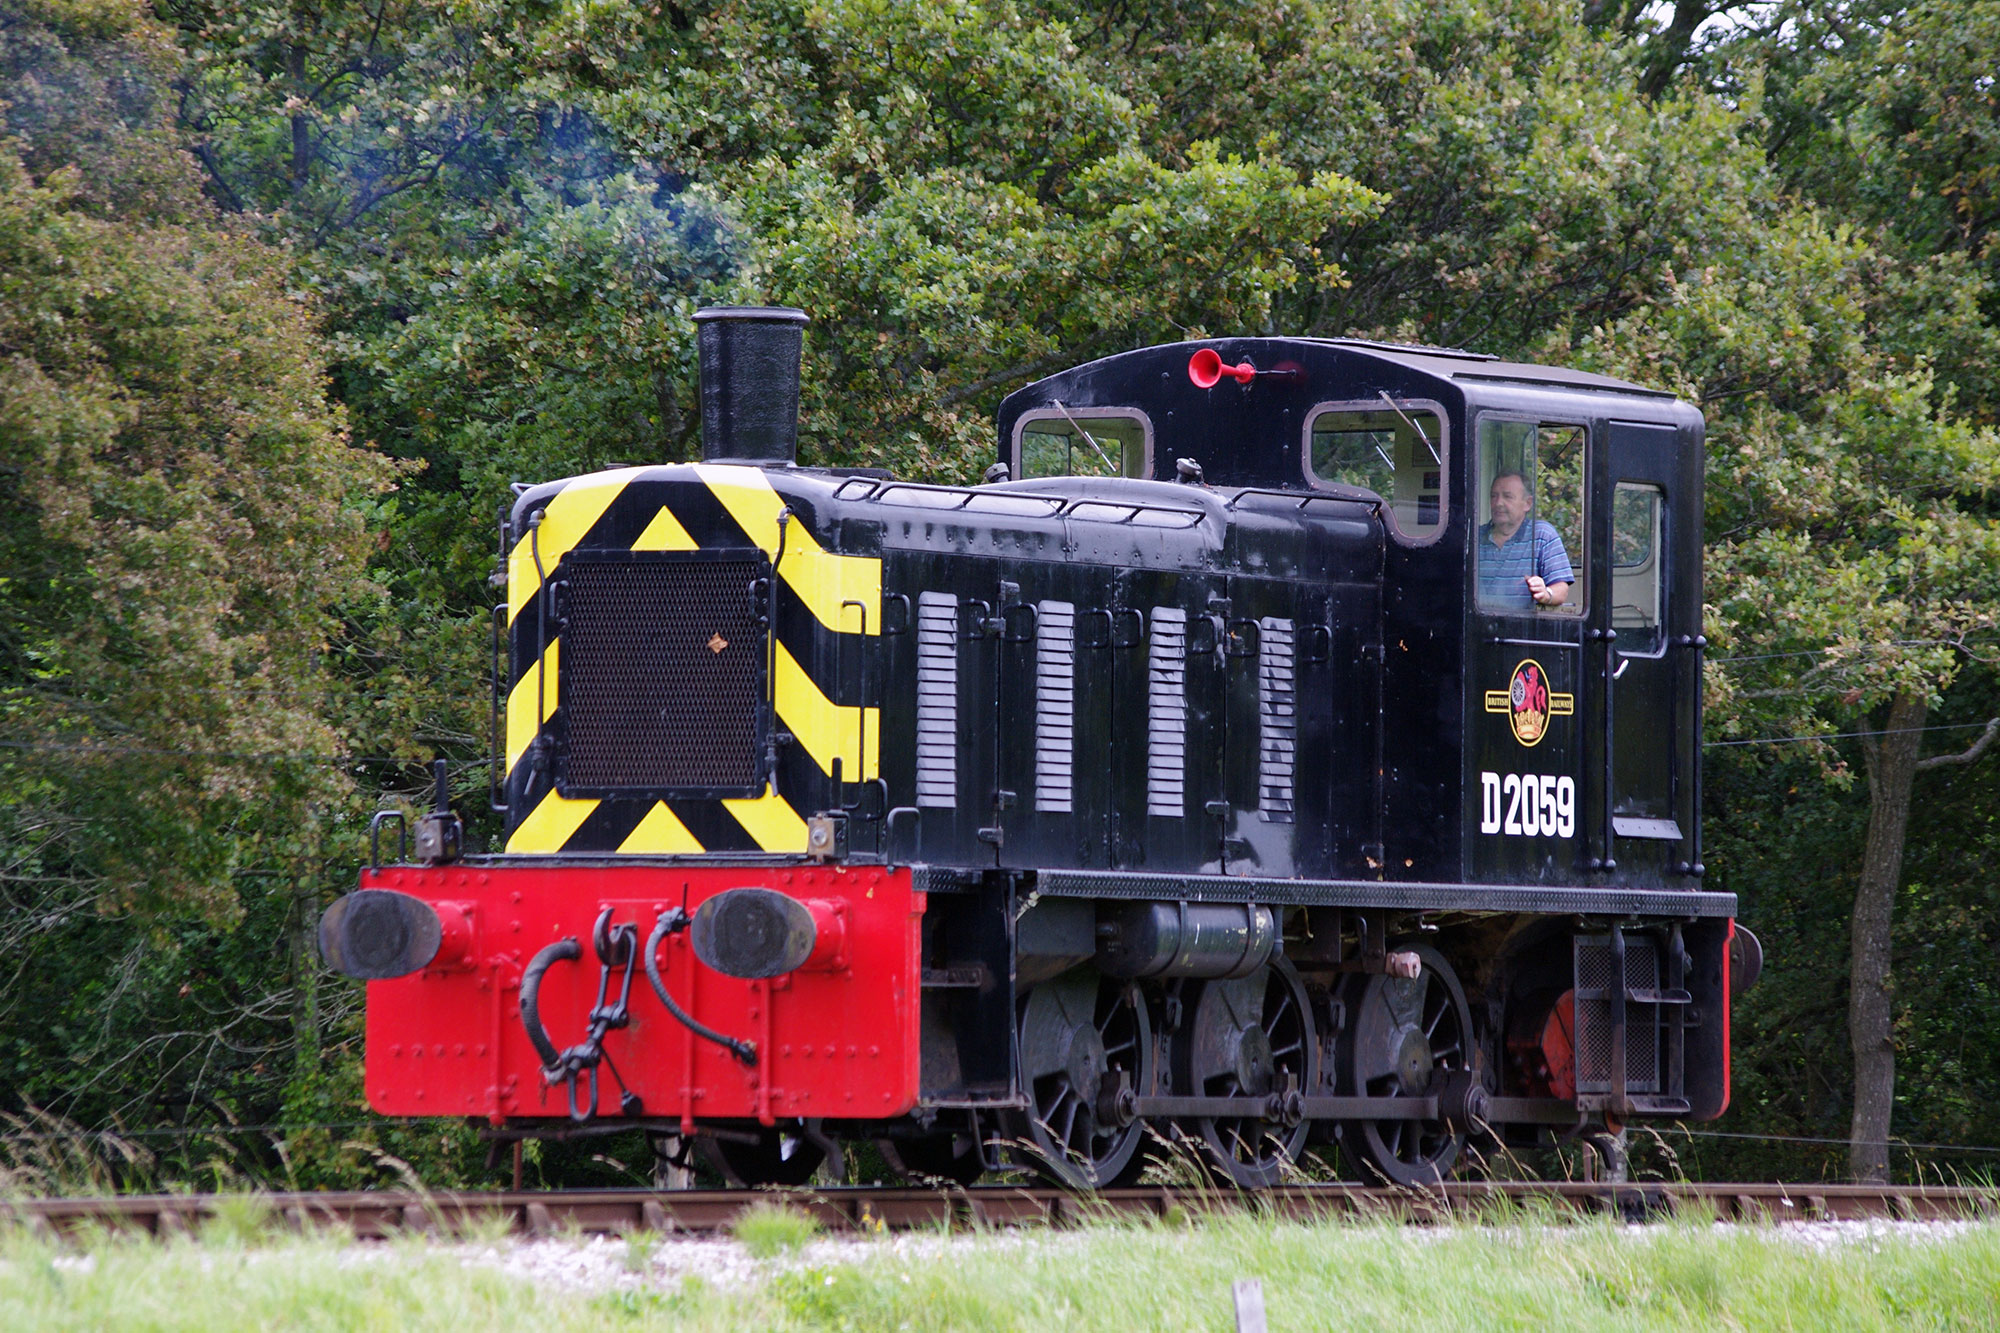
[695,305,807,465]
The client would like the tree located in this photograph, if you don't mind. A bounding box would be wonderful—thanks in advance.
[1655,0,2000,1180]
[0,0,396,1135]
[1575,210,2000,1181]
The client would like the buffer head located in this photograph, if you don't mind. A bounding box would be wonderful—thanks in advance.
[690,887,817,979]
[319,889,442,980]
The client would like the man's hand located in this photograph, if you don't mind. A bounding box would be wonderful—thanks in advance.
[1526,576,1568,607]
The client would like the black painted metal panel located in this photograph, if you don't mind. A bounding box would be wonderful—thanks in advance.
[1027,867,1737,918]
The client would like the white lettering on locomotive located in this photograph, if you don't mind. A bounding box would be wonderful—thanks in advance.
[1479,771,1575,839]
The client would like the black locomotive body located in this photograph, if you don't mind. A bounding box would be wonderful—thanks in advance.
[331,308,1747,1188]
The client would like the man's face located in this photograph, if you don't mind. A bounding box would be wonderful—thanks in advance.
[1489,475,1531,534]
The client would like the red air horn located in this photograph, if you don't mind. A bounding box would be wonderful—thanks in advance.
[1187,347,1257,387]
[1187,347,1303,389]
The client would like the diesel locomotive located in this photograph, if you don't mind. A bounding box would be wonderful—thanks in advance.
[322,306,1758,1188]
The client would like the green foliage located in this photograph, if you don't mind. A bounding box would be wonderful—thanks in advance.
[0,0,396,908]
[0,0,198,218]
[732,1201,822,1259]
[1575,207,2000,750]
[7,1214,2000,1332]
[0,0,402,1162]
[1018,0,1775,352]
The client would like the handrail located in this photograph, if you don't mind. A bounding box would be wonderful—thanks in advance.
[1224,485,1382,514]
[1485,636,1584,651]
[832,476,1211,528]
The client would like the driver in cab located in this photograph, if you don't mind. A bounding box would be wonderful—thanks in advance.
[1478,471,1573,610]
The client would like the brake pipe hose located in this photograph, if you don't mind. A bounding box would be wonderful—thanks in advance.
[518,936,581,1072]
[645,912,758,1066]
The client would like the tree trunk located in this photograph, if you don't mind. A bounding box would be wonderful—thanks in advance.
[288,873,321,1068]
[286,44,312,194]
[1849,691,1925,1183]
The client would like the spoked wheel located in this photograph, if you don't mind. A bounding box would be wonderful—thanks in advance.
[879,1130,987,1186]
[1178,960,1317,1189]
[1006,966,1153,1190]
[699,1122,828,1188]
[1337,942,1475,1186]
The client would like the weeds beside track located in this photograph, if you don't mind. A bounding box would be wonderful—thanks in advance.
[3,1180,1994,1242]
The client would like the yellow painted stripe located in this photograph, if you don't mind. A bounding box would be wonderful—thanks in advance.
[505,639,560,773]
[693,464,881,635]
[507,468,650,623]
[632,505,698,551]
[773,640,879,780]
[507,790,599,853]
[619,801,704,853]
[722,791,810,852]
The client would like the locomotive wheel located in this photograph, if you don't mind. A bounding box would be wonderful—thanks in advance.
[699,1123,827,1188]
[1179,960,1317,1189]
[1336,942,1474,1186]
[879,1131,987,1186]
[1008,967,1153,1190]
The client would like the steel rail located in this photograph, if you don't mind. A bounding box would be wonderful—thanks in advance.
[2,1181,1993,1240]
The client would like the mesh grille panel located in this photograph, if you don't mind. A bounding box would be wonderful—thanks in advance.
[1573,935,1662,1095]
[1627,944,1660,1090]
[1574,940,1614,1090]
[558,557,765,792]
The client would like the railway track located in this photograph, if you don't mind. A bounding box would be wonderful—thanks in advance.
[3,1181,1992,1240]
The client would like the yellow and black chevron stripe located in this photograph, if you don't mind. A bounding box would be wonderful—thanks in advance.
[503,464,880,855]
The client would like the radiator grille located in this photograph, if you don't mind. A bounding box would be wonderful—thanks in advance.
[556,555,765,794]
[915,592,958,808]
[1258,616,1296,823]
[1574,935,1662,1095]
[1035,601,1076,814]
[1147,607,1188,818]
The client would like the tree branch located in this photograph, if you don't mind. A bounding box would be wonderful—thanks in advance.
[1916,717,2000,771]
[942,348,1100,406]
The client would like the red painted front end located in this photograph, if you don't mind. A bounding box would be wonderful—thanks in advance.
[361,863,922,1127]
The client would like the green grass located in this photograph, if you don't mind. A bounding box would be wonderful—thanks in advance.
[731,1201,821,1258]
[4,1210,1999,1330]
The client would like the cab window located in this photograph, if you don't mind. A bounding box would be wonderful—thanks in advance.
[1015,409,1151,479]
[1476,418,1585,615]
[1306,402,1446,542]
[1611,482,1665,654]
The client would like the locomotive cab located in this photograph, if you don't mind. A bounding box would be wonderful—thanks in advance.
[996,337,1706,894]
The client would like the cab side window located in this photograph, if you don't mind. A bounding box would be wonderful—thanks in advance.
[1016,411,1151,479]
[1476,419,1585,615]
[1611,482,1665,654]
[1306,403,1446,543]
